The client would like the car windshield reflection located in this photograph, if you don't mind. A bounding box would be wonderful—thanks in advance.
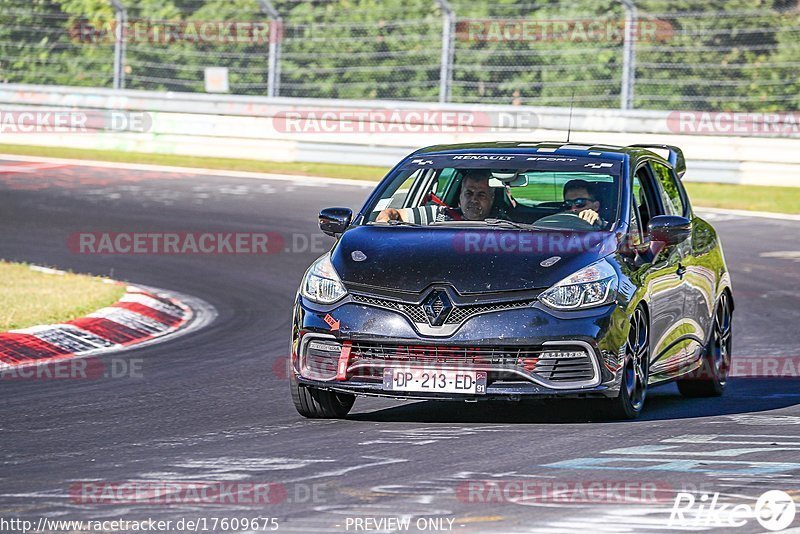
[365,161,620,232]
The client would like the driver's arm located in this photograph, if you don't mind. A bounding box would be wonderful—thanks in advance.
[377,205,443,224]
[376,208,410,222]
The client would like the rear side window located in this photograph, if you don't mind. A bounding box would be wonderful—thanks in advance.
[650,161,685,217]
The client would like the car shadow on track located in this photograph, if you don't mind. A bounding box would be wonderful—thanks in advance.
[346,378,800,424]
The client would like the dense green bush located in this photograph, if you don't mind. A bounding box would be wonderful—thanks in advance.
[1,0,797,111]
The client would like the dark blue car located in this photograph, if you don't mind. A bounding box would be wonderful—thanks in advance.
[290,142,734,419]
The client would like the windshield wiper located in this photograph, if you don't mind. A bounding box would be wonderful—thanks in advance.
[483,218,538,230]
[372,219,420,227]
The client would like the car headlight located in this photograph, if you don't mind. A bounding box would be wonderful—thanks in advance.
[539,258,618,310]
[301,253,347,304]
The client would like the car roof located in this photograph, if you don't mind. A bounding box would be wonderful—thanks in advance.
[411,141,669,165]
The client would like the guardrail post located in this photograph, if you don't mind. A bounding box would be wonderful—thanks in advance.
[434,0,455,103]
[257,0,282,98]
[620,0,637,110]
[109,0,127,90]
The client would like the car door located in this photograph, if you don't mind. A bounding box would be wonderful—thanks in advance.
[633,161,689,376]
[650,160,711,370]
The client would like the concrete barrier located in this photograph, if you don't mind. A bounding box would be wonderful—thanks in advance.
[1,83,799,186]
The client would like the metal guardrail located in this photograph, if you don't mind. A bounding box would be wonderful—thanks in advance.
[0,83,743,141]
[1,84,799,186]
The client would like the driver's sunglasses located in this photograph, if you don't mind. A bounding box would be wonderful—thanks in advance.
[564,198,594,209]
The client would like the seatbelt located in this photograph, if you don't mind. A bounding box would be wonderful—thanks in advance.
[422,192,463,221]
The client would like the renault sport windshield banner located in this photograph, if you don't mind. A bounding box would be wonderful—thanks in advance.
[401,154,622,174]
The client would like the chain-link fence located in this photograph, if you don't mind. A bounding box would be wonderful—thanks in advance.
[1,0,799,111]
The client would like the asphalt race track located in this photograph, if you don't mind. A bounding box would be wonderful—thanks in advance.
[1,159,799,533]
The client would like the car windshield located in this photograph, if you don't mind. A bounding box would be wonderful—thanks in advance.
[363,154,621,231]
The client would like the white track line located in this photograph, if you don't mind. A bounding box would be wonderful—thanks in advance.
[694,206,800,222]
[0,153,375,187]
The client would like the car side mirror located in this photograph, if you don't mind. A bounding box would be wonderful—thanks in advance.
[319,207,352,237]
[648,215,691,245]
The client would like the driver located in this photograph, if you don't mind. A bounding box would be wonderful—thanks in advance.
[376,169,495,223]
[562,179,607,229]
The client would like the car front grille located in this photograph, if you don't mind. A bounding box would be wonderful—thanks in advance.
[350,294,533,326]
[345,341,597,385]
[443,300,534,324]
[350,294,428,324]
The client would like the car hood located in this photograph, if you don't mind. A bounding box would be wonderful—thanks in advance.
[331,225,616,294]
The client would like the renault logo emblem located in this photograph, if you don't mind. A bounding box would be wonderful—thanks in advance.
[423,290,453,327]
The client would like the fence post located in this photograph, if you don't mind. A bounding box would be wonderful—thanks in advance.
[620,0,637,110]
[434,0,455,103]
[257,0,282,98]
[109,0,127,90]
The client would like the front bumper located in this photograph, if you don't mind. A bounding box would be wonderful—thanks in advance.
[296,376,613,401]
[290,294,628,400]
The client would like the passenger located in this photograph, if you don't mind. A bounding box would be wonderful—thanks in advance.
[562,179,607,228]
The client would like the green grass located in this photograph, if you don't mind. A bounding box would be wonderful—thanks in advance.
[1,144,798,214]
[0,262,125,331]
[684,182,800,214]
[0,144,389,182]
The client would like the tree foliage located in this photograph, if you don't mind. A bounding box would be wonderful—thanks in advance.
[0,0,797,111]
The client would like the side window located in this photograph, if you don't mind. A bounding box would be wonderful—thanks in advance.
[650,161,685,217]
[631,165,661,242]
[435,168,456,197]
[629,175,644,246]
[368,169,423,221]
[383,169,425,209]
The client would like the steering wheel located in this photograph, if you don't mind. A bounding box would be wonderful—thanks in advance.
[535,212,598,230]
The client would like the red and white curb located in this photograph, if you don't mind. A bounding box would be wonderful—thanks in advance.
[0,280,214,369]
[0,160,67,174]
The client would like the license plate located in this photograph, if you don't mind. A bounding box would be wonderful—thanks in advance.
[383,367,487,395]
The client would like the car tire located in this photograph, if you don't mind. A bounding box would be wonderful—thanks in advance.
[291,375,356,419]
[677,292,732,398]
[604,306,650,420]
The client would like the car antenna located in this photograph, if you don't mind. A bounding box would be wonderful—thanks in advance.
[566,89,575,143]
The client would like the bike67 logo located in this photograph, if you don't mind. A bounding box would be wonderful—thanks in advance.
[669,490,796,531]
